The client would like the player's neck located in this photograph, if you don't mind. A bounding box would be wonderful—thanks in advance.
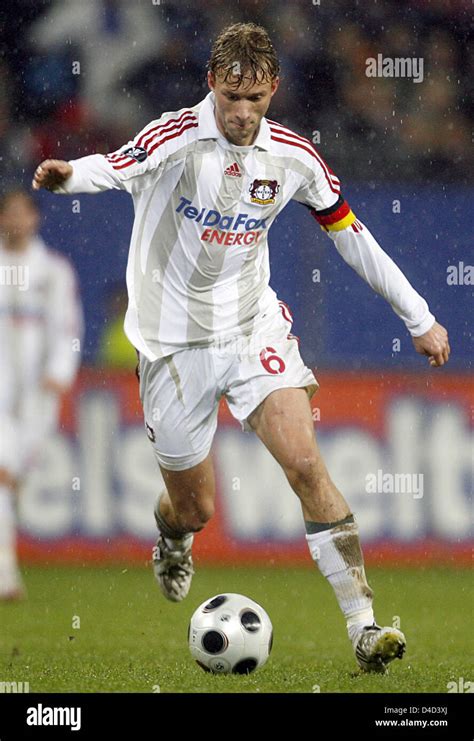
[3,235,31,252]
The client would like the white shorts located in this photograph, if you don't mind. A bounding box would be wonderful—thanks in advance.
[138,302,318,471]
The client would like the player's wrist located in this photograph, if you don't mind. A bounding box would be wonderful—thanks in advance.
[406,312,436,338]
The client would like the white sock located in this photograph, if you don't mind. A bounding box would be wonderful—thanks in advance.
[163,534,193,551]
[306,520,375,645]
[0,484,20,589]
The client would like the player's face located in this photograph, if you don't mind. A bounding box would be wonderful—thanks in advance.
[0,194,39,247]
[208,71,279,146]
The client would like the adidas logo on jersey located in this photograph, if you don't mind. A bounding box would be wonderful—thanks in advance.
[224,162,242,177]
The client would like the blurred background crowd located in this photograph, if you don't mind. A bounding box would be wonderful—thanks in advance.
[0,1,470,576]
[1,0,473,188]
[0,0,471,368]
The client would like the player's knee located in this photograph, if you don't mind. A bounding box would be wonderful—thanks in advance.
[175,499,214,532]
[285,453,328,494]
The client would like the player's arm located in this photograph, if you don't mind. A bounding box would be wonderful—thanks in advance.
[294,165,450,367]
[32,121,166,195]
[43,256,84,395]
[323,211,449,366]
[32,154,133,194]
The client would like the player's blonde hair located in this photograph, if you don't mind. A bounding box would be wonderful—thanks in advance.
[207,23,280,87]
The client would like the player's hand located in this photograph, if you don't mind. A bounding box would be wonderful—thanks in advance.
[42,377,69,396]
[412,321,450,367]
[32,159,73,191]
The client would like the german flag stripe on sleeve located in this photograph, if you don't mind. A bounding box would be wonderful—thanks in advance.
[309,195,356,232]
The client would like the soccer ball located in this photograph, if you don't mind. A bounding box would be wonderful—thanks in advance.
[188,593,273,674]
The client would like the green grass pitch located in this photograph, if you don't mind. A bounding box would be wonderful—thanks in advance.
[0,565,471,693]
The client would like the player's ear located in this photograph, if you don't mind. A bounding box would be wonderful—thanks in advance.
[207,71,215,91]
[270,77,280,96]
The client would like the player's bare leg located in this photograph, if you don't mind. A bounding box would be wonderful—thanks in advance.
[0,468,25,601]
[247,387,405,673]
[246,387,350,521]
[152,454,216,602]
[158,455,216,533]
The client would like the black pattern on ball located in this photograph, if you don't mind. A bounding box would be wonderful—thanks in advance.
[196,660,211,673]
[233,658,258,674]
[268,629,274,654]
[240,610,261,632]
[202,630,226,654]
[203,595,228,611]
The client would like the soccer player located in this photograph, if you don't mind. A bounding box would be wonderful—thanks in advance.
[0,189,83,599]
[32,23,450,672]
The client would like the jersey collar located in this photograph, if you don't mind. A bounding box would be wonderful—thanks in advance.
[197,91,272,151]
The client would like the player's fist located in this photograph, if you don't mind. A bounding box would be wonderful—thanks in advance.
[42,377,70,396]
[32,159,73,191]
[412,321,450,367]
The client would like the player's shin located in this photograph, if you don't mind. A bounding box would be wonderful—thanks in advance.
[154,490,193,550]
[305,515,375,643]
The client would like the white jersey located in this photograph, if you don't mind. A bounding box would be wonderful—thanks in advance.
[57,91,434,360]
[0,236,83,413]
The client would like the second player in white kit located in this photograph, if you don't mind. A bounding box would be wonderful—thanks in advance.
[0,190,83,599]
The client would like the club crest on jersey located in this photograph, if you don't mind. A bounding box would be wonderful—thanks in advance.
[123,145,148,163]
[249,179,280,205]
